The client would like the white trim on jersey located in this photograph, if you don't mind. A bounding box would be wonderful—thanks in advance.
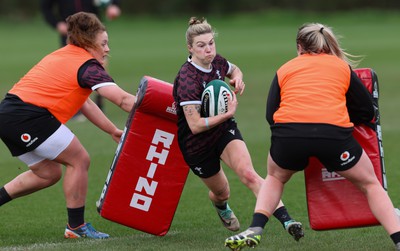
[180,100,202,106]
[227,61,233,75]
[187,56,212,73]
[92,82,117,91]
[187,55,233,76]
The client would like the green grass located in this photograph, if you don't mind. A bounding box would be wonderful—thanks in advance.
[1,10,400,250]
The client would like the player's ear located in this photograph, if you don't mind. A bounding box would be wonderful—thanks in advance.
[187,44,193,54]
[297,43,303,55]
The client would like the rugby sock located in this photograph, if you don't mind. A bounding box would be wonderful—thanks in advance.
[0,187,12,207]
[273,206,292,225]
[67,206,85,228]
[214,202,227,210]
[250,212,269,228]
[390,231,400,244]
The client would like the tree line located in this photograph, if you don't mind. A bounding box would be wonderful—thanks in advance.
[1,0,399,19]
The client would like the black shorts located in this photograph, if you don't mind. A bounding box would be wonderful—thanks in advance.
[270,135,362,172]
[182,125,244,178]
[0,94,61,156]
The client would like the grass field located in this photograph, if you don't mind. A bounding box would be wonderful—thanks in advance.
[1,9,400,251]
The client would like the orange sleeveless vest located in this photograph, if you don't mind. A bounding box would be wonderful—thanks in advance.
[274,54,353,128]
[9,44,94,123]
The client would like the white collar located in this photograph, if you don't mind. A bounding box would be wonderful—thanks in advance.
[187,56,212,73]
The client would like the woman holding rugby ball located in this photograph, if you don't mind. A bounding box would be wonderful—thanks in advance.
[172,17,303,240]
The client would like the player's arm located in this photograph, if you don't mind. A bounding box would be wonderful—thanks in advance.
[78,60,136,113]
[97,85,136,113]
[346,70,375,125]
[80,98,123,143]
[266,74,281,125]
[226,63,245,95]
[183,92,238,135]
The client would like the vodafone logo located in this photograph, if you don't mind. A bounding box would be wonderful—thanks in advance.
[339,151,355,166]
[340,151,350,161]
[21,133,31,143]
[21,133,39,147]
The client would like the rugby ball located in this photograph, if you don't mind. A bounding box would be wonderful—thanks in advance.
[201,80,233,117]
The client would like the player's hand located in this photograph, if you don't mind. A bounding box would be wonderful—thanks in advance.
[111,128,123,143]
[226,91,238,117]
[229,78,245,95]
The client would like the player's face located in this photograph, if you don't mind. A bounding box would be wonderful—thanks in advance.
[188,33,216,69]
[88,31,110,66]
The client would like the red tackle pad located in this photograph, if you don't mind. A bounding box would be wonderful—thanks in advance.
[97,76,189,236]
[304,68,386,230]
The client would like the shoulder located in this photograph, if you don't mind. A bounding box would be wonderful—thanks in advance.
[177,60,194,74]
[78,59,114,88]
[79,59,107,76]
[213,54,228,64]
[212,54,230,74]
[176,61,198,82]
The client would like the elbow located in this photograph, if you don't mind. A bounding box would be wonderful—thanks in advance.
[121,94,136,113]
[363,106,376,123]
[190,126,202,135]
[186,117,206,135]
[266,113,274,125]
[188,121,205,135]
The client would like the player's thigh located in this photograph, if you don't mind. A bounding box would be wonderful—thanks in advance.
[30,159,63,181]
[220,139,253,174]
[337,150,378,190]
[267,153,296,184]
[54,136,90,168]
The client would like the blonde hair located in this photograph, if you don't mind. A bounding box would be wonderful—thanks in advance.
[185,17,217,47]
[66,12,106,50]
[296,23,361,68]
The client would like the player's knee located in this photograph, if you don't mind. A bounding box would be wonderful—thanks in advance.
[48,169,62,185]
[82,153,91,169]
[240,169,262,188]
[37,168,62,188]
[74,150,91,170]
[32,162,63,186]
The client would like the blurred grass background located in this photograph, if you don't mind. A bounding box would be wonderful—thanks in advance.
[0,9,400,250]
